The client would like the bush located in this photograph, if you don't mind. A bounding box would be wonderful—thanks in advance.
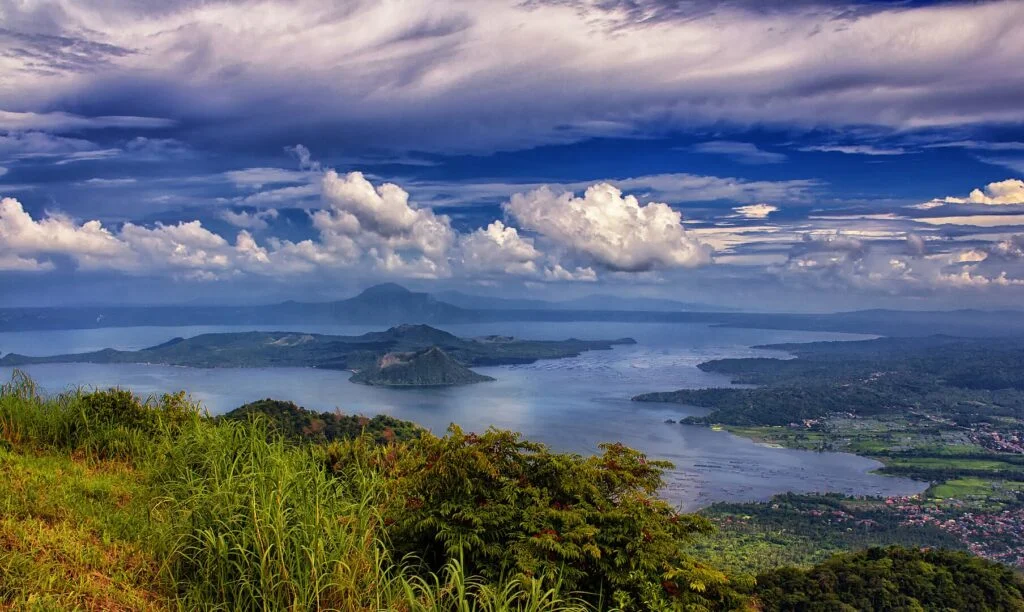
[0,371,200,460]
[326,425,746,610]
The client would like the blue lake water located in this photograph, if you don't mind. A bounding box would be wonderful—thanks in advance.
[0,321,926,509]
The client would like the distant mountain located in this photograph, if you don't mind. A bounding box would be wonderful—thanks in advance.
[432,291,553,311]
[555,294,735,312]
[0,284,476,331]
[265,283,473,325]
[433,290,732,312]
[3,283,1024,337]
[350,346,494,387]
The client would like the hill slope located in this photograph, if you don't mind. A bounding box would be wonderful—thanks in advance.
[350,347,495,387]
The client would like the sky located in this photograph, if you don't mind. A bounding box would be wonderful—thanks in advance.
[2,0,1024,311]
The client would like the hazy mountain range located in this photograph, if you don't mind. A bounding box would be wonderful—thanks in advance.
[1,283,1022,338]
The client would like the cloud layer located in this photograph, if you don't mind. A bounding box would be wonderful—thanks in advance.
[3,0,1024,153]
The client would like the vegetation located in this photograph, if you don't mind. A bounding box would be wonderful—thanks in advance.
[5,370,1023,610]
[755,547,1024,611]
[694,493,966,575]
[221,398,423,444]
[634,335,1024,573]
[0,372,740,610]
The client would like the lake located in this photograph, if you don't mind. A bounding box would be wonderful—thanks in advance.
[0,321,926,510]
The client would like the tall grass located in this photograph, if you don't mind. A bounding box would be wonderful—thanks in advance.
[0,372,593,611]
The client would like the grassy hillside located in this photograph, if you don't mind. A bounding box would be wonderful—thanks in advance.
[3,371,1022,611]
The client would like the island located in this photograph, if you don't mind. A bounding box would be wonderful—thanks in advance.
[0,323,636,387]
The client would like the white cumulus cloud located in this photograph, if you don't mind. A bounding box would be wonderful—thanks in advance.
[458,221,542,277]
[313,170,456,277]
[915,179,1024,209]
[505,183,712,272]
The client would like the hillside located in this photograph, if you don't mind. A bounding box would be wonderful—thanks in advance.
[3,376,1023,610]
[350,347,495,387]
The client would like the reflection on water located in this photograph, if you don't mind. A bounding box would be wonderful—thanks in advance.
[0,321,925,510]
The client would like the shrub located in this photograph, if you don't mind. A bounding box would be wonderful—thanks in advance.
[328,425,746,610]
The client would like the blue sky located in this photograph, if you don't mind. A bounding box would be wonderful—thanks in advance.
[2,0,1024,310]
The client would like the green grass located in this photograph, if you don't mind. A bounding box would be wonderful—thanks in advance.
[929,477,995,499]
[884,457,1019,472]
[0,373,598,611]
[0,447,164,611]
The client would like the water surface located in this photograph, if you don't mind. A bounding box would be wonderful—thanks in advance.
[0,322,926,509]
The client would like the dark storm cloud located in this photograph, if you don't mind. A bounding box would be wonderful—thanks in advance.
[3,0,1022,156]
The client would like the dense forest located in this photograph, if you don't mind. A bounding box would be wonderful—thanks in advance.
[3,373,1024,610]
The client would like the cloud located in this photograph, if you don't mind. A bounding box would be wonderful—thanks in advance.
[52,149,122,165]
[543,263,597,282]
[977,157,1024,175]
[0,111,173,132]
[923,141,1024,152]
[691,141,785,164]
[913,214,1024,227]
[458,221,542,277]
[1,170,719,283]
[505,183,712,272]
[0,196,280,279]
[991,235,1024,260]
[0,253,54,273]
[776,228,1024,293]
[732,204,778,219]
[456,220,597,281]
[0,132,100,160]
[798,145,906,156]
[931,179,1024,207]
[0,197,126,259]
[220,209,280,231]
[906,233,926,256]
[78,177,137,186]
[224,168,308,189]
[314,170,455,276]
[0,167,6,178]
[409,173,818,208]
[4,0,1023,153]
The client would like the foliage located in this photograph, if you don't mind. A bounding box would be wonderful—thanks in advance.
[6,371,1024,611]
[754,546,1024,611]
[221,397,422,444]
[326,426,747,610]
[695,494,967,575]
[1,373,743,610]
[0,370,201,460]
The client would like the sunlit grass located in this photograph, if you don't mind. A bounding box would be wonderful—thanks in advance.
[0,372,595,611]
